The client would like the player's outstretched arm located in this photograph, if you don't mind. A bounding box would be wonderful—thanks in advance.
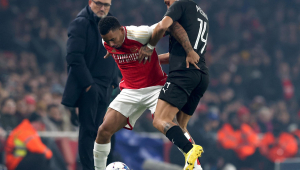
[138,16,173,64]
[158,53,170,64]
[169,22,200,69]
[149,16,174,46]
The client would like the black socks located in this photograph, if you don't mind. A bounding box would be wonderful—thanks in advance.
[166,126,193,153]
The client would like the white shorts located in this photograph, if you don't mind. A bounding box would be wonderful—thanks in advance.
[109,85,162,130]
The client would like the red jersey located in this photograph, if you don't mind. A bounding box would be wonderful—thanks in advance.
[103,25,167,90]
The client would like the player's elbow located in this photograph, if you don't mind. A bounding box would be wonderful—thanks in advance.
[157,21,169,33]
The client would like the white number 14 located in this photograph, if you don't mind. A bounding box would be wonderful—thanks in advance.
[194,18,208,54]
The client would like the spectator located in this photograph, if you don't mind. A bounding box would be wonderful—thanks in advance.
[45,104,64,131]
[257,107,273,133]
[0,98,18,131]
[5,120,53,170]
[259,119,298,169]
[217,112,259,169]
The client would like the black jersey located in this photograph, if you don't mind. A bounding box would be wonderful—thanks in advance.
[165,0,209,73]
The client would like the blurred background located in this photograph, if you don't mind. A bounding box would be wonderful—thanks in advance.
[0,0,300,170]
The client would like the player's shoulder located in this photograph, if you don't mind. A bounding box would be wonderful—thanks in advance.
[126,25,151,35]
[125,25,153,44]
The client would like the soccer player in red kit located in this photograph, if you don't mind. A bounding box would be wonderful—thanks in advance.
[92,16,169,170]
[93,16,199,170]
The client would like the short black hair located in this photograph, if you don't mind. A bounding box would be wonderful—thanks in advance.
[98,16,121,35]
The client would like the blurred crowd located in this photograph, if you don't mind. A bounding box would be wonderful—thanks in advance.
[0,0,300,170]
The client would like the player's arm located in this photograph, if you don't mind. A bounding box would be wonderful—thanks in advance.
[168,22,200,69]
[139,0,184,61]
[168,22,193,55]
[146,21,192,54]
[138,16,173,64]
[149,16,174,47]
[158,53,169,64]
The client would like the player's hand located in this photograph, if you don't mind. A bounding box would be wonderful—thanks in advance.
[138,45,153,64]
[69,107,79,127]
[104,51,112,59]
[186,51,200,70]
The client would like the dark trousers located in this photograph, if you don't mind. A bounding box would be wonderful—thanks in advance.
[221,148,261,170]
[16,152,50,170]
[41,138,68,170]
[78,84,115,170]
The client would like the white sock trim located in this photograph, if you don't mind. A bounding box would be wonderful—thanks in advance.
[184,132,191,140]
[94,142,111,170]
[94,142,111,151]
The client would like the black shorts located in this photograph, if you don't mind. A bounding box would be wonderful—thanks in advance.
[159,70,209,115]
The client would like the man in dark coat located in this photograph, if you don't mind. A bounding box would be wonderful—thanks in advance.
[61,0,118,169]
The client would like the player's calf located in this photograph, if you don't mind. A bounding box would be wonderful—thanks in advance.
[96,124,114,144]
[177,115,203,170]
[94,125,114,170]
[94,108,128,170]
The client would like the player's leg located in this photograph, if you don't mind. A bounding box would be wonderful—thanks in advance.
[147,85,198,160]
[153,99,202,170]
[147,85,200,164]
[177,112,194,143]
[94,88,146,170]
[154,70,208,170]
[153,99,179,134]
[176,111,203,170]
[153,78,201,170]
[150,84,193,153]
[93,108,127,170]
[179,71,209,170]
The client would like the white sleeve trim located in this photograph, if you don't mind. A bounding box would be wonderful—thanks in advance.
[101,39,105,46]
[126,23,158,45]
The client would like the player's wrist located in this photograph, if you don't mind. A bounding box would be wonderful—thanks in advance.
[185,47,194,54]
[146,43,155,50]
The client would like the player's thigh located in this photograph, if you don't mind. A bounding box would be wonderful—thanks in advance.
[144,86,163,114]
[108,88,147,130]
[99,108,128,134]
[181,72,209,116]
[154,99,179,123]
[158,80,189,112]
[159,70,202,111]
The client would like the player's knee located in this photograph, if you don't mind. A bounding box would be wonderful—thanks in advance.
[97,125,113,139]
[152,117,162,130]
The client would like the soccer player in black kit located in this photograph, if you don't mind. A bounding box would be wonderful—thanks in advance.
[139,0,209,170]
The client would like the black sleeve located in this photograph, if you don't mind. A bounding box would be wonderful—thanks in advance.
[66,17,94,88]
[164,1,185,22]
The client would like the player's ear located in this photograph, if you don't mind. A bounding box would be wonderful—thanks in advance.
[120,27,124,33]
[88,0,92,6]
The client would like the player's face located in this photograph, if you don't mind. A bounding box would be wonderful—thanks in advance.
[102,27,124,49]
[89,0,112,18]
[164,0,176,9]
